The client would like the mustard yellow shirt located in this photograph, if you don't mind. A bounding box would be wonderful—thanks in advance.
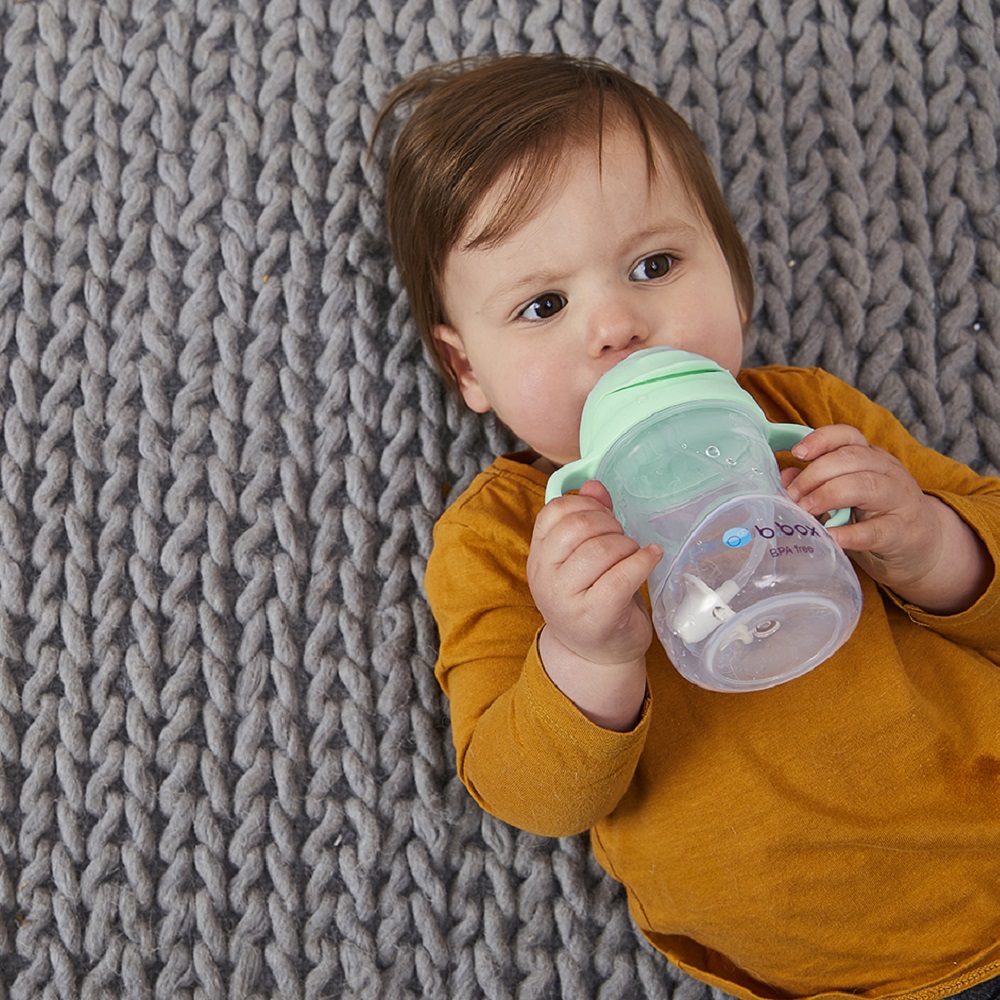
[425,366,1000,1000]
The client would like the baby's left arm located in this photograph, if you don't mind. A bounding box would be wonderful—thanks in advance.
[782,424,993,614]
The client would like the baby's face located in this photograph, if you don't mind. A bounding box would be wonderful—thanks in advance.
[434,126,746,470]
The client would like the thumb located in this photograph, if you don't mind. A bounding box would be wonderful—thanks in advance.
[577,479,614,510]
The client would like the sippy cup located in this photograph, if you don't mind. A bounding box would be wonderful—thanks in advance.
[545,347,863,693]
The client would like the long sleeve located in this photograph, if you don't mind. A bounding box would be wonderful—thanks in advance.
[425,456,650,836]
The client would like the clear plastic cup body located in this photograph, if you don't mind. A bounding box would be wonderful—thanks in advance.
[597,405,863,692]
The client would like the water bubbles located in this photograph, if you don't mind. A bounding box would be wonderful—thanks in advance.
[705,446,721,458]
[725,457,737,466]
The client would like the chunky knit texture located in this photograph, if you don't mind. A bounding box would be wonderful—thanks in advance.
[0,1,997,998]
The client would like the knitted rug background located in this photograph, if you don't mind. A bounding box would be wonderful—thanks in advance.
[1,1,998,998]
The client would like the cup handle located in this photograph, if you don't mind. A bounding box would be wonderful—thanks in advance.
[544,458,598,503]
[767,422,852,528]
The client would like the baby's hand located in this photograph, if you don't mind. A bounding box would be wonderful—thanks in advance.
[528,480,661,668]
[782,424,990,612]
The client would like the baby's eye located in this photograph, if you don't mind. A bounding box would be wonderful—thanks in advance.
[519,293,567,321]
[630,253,674,281]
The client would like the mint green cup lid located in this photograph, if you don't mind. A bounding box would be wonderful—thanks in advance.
[546,348,768,502]
[544,347,851,528]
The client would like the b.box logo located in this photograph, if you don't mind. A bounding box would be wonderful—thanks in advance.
[755,523,821,539]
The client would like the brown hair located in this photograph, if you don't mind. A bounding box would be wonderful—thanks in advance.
[372,53,754,391]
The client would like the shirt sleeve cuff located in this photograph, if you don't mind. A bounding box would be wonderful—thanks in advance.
[884,491,999,644]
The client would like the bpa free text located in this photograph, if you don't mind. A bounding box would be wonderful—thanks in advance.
[755,522,820,559]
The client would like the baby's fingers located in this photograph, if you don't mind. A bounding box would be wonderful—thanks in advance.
[589,541,662,606]
[577,479,615,509]
[534,503,628,569]
[554,529,656,601]
[824,515,884,554]
[789,466,883,520]
[790,424,869,462]
[780,466,802,491]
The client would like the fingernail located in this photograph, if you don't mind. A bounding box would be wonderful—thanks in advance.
[791,443,808,459]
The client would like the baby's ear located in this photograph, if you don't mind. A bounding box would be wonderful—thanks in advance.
[433,325,491,413]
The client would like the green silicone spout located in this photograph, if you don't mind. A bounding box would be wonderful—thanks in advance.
[545,347,850,528]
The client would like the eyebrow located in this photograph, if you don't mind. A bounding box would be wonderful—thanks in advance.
[620,220,701,252]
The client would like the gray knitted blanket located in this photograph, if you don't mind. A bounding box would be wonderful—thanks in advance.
[0,1,997,997]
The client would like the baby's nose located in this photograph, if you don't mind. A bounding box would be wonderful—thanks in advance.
[588,300,650,356]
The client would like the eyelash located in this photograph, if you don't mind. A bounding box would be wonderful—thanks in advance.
[630,252,675,281]
[516,253,677,321]
[519,294,567,321]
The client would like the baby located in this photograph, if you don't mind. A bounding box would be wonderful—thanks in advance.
[375,53,1000,1000]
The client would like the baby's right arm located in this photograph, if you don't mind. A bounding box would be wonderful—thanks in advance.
[426,470,653,836]
[528,480,660,732]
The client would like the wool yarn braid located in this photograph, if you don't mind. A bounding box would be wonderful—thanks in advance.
[0,1,997,997]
